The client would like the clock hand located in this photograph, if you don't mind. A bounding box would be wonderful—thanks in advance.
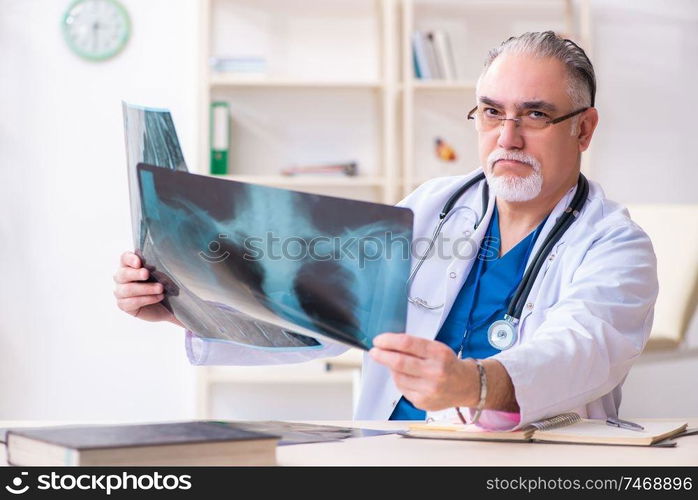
[92,21,100,52]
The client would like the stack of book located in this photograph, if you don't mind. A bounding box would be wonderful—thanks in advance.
[209,56,267,75]
[412,30,457,80]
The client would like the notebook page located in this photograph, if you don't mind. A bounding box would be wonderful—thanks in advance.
[406,421,532,441]
[533,420,687,445]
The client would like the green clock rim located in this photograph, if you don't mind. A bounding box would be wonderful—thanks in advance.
[61,0,131,62]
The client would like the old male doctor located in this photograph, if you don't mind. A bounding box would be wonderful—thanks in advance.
[113,32,658,429]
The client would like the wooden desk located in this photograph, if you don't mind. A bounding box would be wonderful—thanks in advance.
[2,419,697,466]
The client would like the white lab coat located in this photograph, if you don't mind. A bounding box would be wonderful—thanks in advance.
[185,168,658,429]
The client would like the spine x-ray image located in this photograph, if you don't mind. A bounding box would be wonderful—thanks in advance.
[124,103,413,351]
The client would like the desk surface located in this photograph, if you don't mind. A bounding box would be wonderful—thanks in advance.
[2,419,697,466]
[278,419,698,466]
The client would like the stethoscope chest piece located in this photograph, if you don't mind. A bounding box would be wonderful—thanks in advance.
[487,315,519,350]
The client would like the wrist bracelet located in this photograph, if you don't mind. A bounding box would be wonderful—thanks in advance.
[455,358,488,425]
[471,358,488,424]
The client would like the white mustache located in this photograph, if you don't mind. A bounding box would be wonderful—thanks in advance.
[487,150,541,173]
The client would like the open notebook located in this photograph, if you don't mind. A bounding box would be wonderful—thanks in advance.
[404,413,688,447]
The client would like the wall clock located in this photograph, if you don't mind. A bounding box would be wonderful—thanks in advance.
[62,0,131,61]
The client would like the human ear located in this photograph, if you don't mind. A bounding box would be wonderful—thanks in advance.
[577,107,599,152]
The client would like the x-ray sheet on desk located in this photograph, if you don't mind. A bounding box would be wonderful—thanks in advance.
[135,163,413,351]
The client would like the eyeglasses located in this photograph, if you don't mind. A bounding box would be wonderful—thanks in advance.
[467,105,589,131]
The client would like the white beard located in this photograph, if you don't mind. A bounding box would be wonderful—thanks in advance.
[484,150,543,202]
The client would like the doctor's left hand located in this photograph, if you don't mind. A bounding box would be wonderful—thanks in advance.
[369,333,479,411]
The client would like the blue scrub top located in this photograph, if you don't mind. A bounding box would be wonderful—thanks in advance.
[390,204,548,420]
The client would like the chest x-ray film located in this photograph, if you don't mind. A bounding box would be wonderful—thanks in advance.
[123,104,330,350]
[122,102,188,248]
[136,163,413,350]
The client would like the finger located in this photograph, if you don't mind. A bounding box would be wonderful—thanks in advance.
[392,372,423,393]
[117,294,165,313]
[113,266,149,284]
[372,333,433,359]
[369,347,426,376]
[120,251,142,269]
[114,282,164,299]
[398,388,429,411]
[375,334,455,362]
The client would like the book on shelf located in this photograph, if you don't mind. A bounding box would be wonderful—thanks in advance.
[281,161,358,177]
[412,30,457,80]
[209,55,267,75]
[412,47,423,79]
[411,31,433,79]
[210,101,230,175]
[432,30,457,80]
[3,421,280,466]
[424,32,444,79]
[404,413,689,447]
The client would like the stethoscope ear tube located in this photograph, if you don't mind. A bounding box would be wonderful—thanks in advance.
[406,216,448,289]
[440,172,486,219]
[507,173,589,320]
[477,177,489,229]
[407,171,487,307]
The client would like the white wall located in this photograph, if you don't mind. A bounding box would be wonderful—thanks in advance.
[589,0,698,204]
[0,0,200,420]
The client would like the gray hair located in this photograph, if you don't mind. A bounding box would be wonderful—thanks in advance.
[478,31,596,132]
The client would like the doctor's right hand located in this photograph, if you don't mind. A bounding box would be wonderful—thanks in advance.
[113,251,183,327]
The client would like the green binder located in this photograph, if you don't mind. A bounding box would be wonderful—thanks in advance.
[210,101,230,175]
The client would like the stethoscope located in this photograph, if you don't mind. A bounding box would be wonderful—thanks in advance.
[407,171,589,351]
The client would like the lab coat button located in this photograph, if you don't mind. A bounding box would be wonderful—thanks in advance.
[526,302,534,310]
[449,272,457,279]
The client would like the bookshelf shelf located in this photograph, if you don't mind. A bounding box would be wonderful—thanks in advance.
[412,0,574,11]
[209,75,385,90]
[219,175,386,187]
[206,366,355,385]
[410,80,477,90]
